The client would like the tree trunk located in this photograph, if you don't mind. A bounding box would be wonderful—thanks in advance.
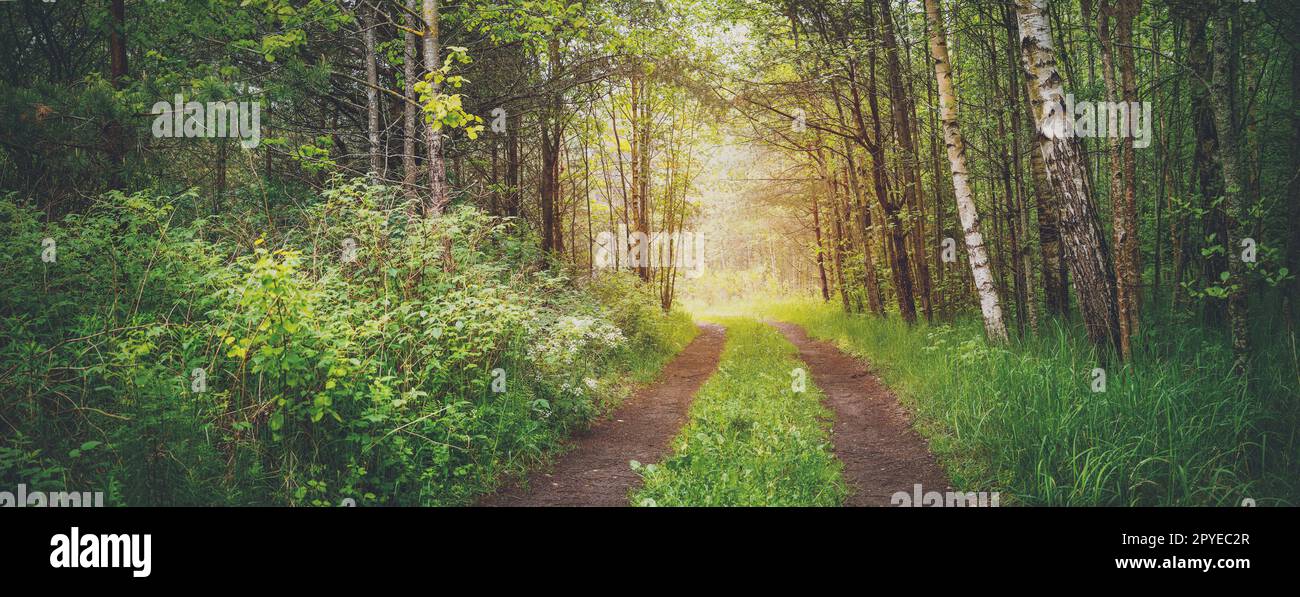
[861,5,917,324]
[105,0,128,190]
[831,88,885,316]
[1004,3,1037,333]
[540,38,564,255]
[628,65,651,281]
[363,2,383,180]
[1021,69,1069,316]
[1116,0,1141,355]
[1208,2,1251,375]
[1017,0,1122,352]
[1095,0,1140,359]
[541,125,558,254]
[507,107,521,217]
[826,168,852,313]
[812,192,831,302]
[847,143,885,316]
[402,0,419,202]
[924,14,949,315]
[924,0,1010,343]
[1188,7,1229,326]
[421,0,449,214]
[880,0,932,321]
[1015,1,1067,316]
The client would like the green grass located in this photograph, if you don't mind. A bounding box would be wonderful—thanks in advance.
[632,318,847,506]
[622,309,701,385]
[756,299,1300,506]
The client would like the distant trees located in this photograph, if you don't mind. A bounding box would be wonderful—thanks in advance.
[715,0,1291,373]
[0,0,1295,366]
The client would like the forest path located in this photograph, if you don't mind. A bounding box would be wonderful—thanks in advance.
[771,322,950,506]
[479,323,726,506]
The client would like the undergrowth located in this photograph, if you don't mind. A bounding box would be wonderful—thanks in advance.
[0,179,696,505]
[758,300,1299,506]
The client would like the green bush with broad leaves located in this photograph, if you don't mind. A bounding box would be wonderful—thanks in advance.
[0,178,696,506]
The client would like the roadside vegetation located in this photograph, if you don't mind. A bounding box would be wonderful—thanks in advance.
[634,318,846,506]
[759,300,1299,506]
[5,0,1297,509]
[0,181,696,506]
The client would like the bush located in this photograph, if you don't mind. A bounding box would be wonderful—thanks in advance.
[0,179,697,505]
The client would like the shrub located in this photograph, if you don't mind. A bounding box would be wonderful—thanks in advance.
[0,179,697,505]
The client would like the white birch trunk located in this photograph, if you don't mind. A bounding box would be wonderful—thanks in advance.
[1016,0,1122,351]
[923,0,1009,343]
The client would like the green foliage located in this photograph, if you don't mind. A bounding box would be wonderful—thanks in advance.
[0,189,235,504]
[0,179,696,505]
[414,47,485,139]
[759,300,1300,506]
[634,318,847,506]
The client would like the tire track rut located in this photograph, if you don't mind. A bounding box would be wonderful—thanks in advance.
[772,322,950,506]
[480,323,725,506]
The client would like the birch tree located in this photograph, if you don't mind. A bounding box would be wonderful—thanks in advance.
[1019,44,1069,317]
[923,0,1009,343]
[1016,0,1122,352]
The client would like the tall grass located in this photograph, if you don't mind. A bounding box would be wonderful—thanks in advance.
[758,300,1299,506]
[633,318,847,506]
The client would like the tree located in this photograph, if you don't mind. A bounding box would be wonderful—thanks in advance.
[362,1,383,179]
[879,0,933,321]
[1207,0,1250,374]
[861,2,918,324]
[105,0,128,190]
[403,0,420,202]
[1092,0,1141,359]
[924,0,1009,343]
[1018,34,1069,317]
[1017,0,1123,353]
[421,0,450,214]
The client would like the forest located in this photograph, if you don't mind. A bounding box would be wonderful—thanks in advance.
[0,0,1297,507]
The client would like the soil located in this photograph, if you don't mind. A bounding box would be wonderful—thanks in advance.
[772,322,951,506]
[478,324,726,506]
